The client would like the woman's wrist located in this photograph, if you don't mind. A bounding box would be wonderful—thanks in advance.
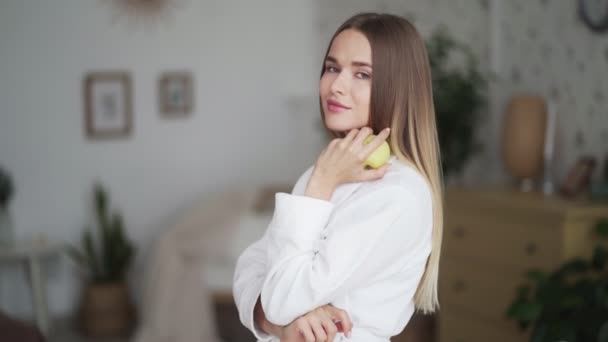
[305,171,336,201]
[254,297,284,338]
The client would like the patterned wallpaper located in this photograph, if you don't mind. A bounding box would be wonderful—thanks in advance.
[500,0,608,182]
[314,0,608,184]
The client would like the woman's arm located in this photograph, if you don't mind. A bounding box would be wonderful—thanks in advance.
[233,167,316,339]
[254,296,283,336]
[260,184,428,325]
[233,236,277,341]
[235,237,354,341]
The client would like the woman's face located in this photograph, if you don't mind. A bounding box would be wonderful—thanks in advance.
[320,29,372,133]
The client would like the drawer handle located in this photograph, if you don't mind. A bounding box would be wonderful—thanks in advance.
[452,226,465,238]
[525,242,537,256]
[452,279,466,292]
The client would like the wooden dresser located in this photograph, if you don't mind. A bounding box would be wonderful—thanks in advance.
[439,187,608,342]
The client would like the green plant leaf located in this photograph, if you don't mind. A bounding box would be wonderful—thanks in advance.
[593,246,608,270]
[526,270,548,283]
[82,229,100,280]
[560,294,584,310]
[599,320,608,342]
[69,182,135,283]
[596,219,608,238]
[531,324,547,342]
[549,320,577,342]
[595,283,608,308]
[426,27,487,177]
[557,258,590,276]
[507,302,542,322]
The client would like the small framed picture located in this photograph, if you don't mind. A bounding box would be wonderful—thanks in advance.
[560,156,597,198]
[159,71,194,116]
[83,71,132,139]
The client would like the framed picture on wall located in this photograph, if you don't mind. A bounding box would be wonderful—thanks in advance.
[159,71,194,116]
[83,71,132,139]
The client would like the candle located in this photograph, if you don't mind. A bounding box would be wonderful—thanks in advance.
[542,99,556,195]
[544,100,556,160]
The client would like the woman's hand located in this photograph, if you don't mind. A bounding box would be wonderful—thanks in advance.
[305,127,391,200]
[280,304,353,342]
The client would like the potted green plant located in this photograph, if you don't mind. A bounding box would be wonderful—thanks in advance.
[0,165,15,245]
[426,27,489,179]
[506,218,608,341]
[66,183,136,337]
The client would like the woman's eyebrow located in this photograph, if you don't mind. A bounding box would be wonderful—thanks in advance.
[352,61,372,68]
[325,56,372,68]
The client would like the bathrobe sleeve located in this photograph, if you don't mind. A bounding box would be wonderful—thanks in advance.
[261,184,423,325]
[232,166,315,339]
[233,235,274,341]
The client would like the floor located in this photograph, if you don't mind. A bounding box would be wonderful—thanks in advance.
[45,298,254,342]
[34,304,434,342]
[47,318,129,342]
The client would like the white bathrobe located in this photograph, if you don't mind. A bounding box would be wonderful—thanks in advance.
[233,156,434,342]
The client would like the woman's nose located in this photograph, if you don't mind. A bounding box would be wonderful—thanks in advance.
[330,72,349,95]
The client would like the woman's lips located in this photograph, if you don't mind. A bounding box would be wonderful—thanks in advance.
[327,99,351,113]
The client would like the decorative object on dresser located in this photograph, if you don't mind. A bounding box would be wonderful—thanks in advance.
[506,218,608,342]
[159,71,194,117]
[439,187,608,342]
[502,95,548,192]
[0,164,15,246]
[560,156,598,198]
[66,183,136,337]
[541,100,557,196]
[83,71,133,140]
[591,153,608,201]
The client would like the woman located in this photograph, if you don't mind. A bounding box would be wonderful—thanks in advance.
[233,12,443,342]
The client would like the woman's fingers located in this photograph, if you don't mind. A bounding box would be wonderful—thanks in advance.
[326,306,353,337]
[351,127,373,147]
[296,319,315,342]
[360,127,391,157]
[309,318,327,341]
[361,163,390,182]
[321,318,338,342]
[342,128,359,145]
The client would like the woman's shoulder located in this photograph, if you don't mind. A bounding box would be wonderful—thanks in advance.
[364,156,432,203]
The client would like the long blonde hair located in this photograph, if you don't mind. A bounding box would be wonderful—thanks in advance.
[319,13,444,314]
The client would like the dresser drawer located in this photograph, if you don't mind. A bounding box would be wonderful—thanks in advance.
[439,259,526,323]
[439,306,528,342]
[443,213,562,272]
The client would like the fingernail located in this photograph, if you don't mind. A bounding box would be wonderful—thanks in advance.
[385,128,391,133]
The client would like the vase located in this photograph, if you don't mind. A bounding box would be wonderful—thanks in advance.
[502,95,547,192]
[0,207,14,246]
[80,282,134,337]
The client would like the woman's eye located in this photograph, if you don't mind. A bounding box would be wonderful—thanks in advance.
[356,72,371,79]
[325,66,338,73]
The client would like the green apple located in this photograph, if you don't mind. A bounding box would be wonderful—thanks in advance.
[363,135,391,169]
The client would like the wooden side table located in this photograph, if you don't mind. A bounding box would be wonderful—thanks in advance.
[0,239,62,336]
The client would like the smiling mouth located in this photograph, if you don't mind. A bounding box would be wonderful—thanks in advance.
[327,100,351,113]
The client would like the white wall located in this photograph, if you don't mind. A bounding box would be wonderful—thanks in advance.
[0,0,323,318]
